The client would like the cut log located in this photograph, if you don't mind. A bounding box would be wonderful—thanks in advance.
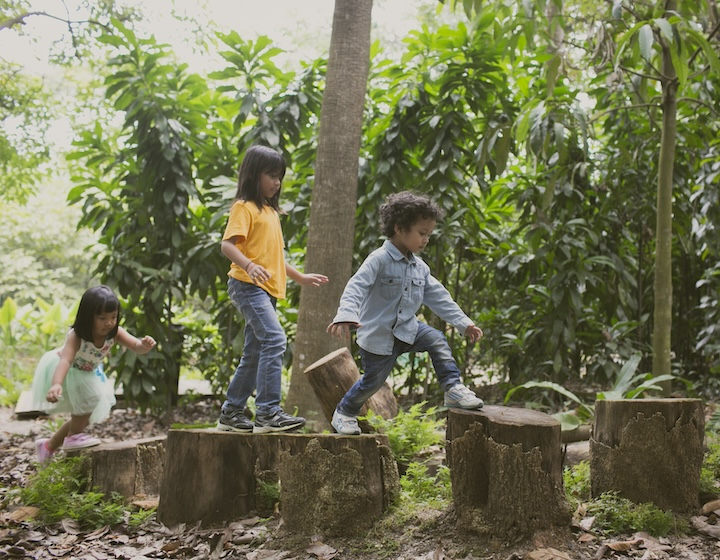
[157,429,400,532]
[446,406,571,536]
[66,436,166,498]
[303,347,398,430]
[590,398,704,513]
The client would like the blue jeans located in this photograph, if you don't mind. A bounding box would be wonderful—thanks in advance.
[222,278,286,416]
[337,321,462,417]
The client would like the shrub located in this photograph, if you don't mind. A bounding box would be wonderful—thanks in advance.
[20,456,126,529]
[362,402,444,464]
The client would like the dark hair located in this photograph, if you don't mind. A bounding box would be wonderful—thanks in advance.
[234,145,286,211]
[72,285,120,341]
[379,191,444,238]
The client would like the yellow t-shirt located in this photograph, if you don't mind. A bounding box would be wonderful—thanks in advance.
[223,200,287,299]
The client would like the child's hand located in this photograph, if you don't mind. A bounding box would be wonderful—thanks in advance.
[300,273,329,287]
[140,336,156,351]
[46,383,63,403]
[465,325,484,344]
[327,322,360,340]
[248,263,271,285]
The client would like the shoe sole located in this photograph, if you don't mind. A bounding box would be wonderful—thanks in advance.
[445,401,484,410]
[216,421,253,433]
[331,421,361,435]
[253,423,305,433]
[62,441,101,450]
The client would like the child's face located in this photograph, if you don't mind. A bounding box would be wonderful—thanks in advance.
[93,310,118,339]
[260,171,282,201]
[392,218,436,256]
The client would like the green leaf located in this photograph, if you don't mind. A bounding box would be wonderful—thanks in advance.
[638,24,654,61]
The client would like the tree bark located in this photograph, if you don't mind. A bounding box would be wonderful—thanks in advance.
[286,0,373,428]
[590,398,704,514]
[446,407,571,536]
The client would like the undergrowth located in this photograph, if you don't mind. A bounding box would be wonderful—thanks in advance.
[20,456,126,528]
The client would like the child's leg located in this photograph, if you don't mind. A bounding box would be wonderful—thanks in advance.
[47,413,91,451]
[223,279,286,416]
[337,348,399,417]
[410,322,462,391]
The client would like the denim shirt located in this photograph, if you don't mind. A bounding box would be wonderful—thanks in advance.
[332,240,474,356]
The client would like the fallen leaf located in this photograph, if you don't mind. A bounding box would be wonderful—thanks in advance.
[307,541,338,559]
[692,516,720,539]
[607,538,643,551]
[61,518,81,534]
[577,533,595,543]
[246,550,289,560]
[132,498,159,509]
[579,515,595,531]
[702,499,720,515]
[7,506,40,521]
[525,547,572,560]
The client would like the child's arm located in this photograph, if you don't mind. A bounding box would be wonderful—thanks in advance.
[116,327,156,355]
[222,238,272,285]
[46,331,82,403]
[286,262,329,287]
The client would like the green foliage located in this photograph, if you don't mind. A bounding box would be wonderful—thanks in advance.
[0,296,78,406]
[504,354,674,429]
[400,462,451,507]
[20,457,126,529]
[585,491,681,537]
[700,435,720,497]
[363,403,444,464]
[127,507,156,528]
[563,460,591,509]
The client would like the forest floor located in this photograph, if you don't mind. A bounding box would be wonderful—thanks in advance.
[2,398,720,559]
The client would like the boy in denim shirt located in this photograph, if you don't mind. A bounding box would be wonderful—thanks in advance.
[327,191,484,435]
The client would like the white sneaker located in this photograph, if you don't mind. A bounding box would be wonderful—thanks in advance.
[444,384,483,409]
[331,409,361,435]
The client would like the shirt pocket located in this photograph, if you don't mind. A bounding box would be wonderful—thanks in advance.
[410,277,425,302]
[380,276,402,300]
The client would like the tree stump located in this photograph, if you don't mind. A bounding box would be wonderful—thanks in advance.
[66,436,166,498]
[446,407,571,536]
[590,398,704,513]
[278,437,399,536]
[157,430,400,531]
[304,347,398,431]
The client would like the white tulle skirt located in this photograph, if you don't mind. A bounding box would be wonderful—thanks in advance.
[30,350,116,424]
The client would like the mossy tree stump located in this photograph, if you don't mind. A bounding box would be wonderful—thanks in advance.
[304,347,398,432]
[590,398,704,513]
[446,407,571,536]
[157,430,399,532]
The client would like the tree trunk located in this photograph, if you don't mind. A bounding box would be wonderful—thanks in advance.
[286,0,373,428]
[652,1,678,386]
[590,398,704,513]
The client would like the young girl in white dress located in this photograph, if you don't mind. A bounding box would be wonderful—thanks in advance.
[31,285,156,463]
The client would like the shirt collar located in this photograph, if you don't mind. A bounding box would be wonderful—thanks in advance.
[382,239,416,264]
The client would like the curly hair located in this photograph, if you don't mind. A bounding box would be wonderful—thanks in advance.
[379,191,444,238]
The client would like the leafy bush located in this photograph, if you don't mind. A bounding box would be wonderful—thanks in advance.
[400,462,451,507]
[20,456,126,529]
[585,491,681,537]
[563,460,591,508]
[362,403,444,464]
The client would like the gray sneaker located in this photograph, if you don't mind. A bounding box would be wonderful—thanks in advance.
[254,409,306,433]
[444,384,484,409]
[217,409,254,433]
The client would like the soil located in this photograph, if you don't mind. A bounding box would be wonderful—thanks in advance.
[2,398,720,559]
